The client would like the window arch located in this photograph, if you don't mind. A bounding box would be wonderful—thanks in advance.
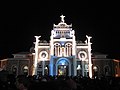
[57,59,69,65]
[54,43,61,56]
[65,43,72,56]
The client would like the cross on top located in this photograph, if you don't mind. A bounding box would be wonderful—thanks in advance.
[60,15,65,23]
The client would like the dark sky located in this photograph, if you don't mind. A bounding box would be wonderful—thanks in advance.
[1,1,120,60]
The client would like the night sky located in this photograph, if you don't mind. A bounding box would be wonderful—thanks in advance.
[1,1,120,60]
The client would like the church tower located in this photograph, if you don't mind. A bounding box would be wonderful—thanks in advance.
[49,15,76,76]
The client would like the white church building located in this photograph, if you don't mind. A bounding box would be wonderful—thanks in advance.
[33,15,93,78]
[1,15,118,78]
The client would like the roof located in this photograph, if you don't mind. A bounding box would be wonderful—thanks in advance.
[92,52,108,56]
[13,52,32,55]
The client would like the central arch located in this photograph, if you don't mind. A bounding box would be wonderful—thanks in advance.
[56,58,71,76]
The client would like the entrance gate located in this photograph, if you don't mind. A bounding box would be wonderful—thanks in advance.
[56,58,70,76]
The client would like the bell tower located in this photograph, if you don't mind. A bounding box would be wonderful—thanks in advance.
[49,15,76,76]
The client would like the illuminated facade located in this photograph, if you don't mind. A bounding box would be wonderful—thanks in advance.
[33,15,92,78]
[1,15,119,78]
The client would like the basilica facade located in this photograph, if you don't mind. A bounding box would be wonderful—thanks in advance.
[0,15,119,78]
[32,15,92,78]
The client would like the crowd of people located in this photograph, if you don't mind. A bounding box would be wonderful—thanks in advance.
[0,70,120,90]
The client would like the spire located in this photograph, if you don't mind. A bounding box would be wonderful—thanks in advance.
[60,15,65,23]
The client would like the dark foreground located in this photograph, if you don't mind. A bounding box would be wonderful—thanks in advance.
[0,73,120,90]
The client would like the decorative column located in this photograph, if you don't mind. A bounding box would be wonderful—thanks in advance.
[67,46,68,56]
[50,30,54,55]
[72,30,77,76]
[81,59,85,77]
[72,31,76,55]
[86,35,92,78]
[33,36,41,75]
[50,30,54,76]
[42,59,45,76]
[60,47,62,56]
[64,47,66,56]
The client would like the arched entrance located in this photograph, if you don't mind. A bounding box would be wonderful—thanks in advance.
[56,58,71,76]
[11,65,17,76]
[23,66,28,75]
[93,66,99,78]
[104,65,110,76]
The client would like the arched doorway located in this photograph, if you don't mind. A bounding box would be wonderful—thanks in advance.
[93,66,99,78]
[104,65,110,76]
[56,58,70,76]
[23,66,28,75]
[11,66,17,75]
